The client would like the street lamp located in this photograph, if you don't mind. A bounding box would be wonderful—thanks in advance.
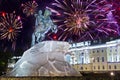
[110,72,115,76]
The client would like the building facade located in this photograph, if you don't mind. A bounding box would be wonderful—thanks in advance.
[68,39,120,73]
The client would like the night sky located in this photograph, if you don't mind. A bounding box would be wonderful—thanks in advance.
[0,0,54,55]
[0,0,120,55]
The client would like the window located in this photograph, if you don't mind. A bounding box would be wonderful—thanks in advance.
[102,50,104,52]
[97,50,99,53]
[103,66,105,69]
[97,57,99,62]
[110,50,112,52]
[98,66,100,69]
[109,65,111,69]
[93,51,95,53]
[81,53,84,64]
[93,59,95,62]
[114,65,117,69]
[82,58,84,64]
[102,57,104,62]
[86,67,87,70]
[115,55,117,62]
[115,49,117,52]
[81,67,83,70]
[94,66,96,69]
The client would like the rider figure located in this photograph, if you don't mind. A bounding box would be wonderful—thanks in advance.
[31,9,57,46]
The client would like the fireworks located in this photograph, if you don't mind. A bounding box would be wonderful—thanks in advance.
[21,1,38,16]
[48,0,119,41]
[0,12,22,41]
[112,0,120,23]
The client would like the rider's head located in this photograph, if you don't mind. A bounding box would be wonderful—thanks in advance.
[39,10,42,15]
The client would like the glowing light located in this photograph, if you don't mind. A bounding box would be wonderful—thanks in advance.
[17,16,21,20]
[2,12,6,17]
[48,0,119,41]
[0,12,22,41]
[110,72,115,76]
[21,1,38,16]
[8,27,14,33]
[53,35,57,40]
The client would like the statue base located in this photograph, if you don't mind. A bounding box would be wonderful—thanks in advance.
[9,41,80,76]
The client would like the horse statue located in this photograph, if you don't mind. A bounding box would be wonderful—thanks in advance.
[31,9,57,46]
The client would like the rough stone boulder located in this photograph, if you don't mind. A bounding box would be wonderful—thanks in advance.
[9,41,80,76]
